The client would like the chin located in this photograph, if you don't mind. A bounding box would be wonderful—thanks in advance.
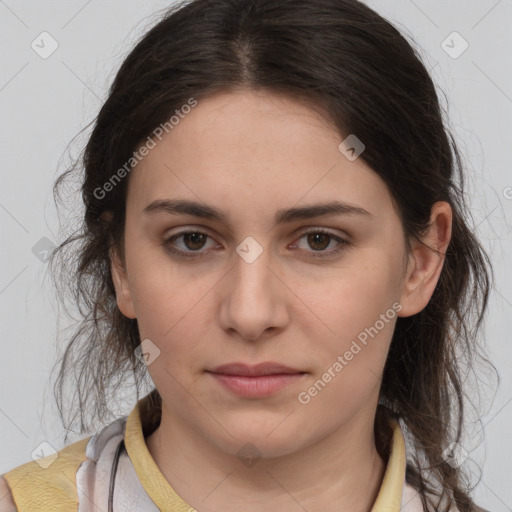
[211,420,307,460]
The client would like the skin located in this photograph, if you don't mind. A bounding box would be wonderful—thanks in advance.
[0,478,16,512]
[111,88,452,512]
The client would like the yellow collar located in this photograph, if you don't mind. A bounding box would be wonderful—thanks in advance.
[124,399,406,511]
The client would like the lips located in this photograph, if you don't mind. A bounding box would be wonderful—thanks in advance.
[207,362,305,376]
[206,362,307,398]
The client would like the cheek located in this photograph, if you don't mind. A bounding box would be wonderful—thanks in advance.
[131,276,203,341]
[123,239,195,330]
[307,259,401,330]
[125,254,216,368]
[297,274,399,415]
[298,253,402,375]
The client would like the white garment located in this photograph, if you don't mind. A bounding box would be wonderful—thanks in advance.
[76,417,161,512]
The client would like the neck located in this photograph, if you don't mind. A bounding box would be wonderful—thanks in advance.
[145,401,388,512]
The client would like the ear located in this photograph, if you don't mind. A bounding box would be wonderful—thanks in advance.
[110,246,137,319]
[397,201,452,317]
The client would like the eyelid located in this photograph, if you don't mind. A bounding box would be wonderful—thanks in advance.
[293,226,349,240]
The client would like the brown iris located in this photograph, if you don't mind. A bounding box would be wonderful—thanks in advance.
[183,232,208,251]
[307,233,330,251]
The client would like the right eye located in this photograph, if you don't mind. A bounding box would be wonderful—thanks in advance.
[163,230,220,258]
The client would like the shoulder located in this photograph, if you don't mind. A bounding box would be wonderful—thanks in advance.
[1,436,91,512]
[0,477,17,512]
[0,416,128,512]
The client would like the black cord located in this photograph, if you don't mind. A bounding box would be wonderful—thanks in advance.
[108,439,125,512]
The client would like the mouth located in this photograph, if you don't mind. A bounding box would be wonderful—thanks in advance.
[207,361,306,376]
[206,362,307,398]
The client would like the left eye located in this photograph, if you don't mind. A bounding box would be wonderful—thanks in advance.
[291,230,348,257]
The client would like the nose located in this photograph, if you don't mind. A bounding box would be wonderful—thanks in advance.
[218,242,289,342]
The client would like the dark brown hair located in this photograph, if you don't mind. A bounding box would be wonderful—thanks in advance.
[51,1,496,511]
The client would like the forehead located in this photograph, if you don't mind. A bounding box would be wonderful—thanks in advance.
[127,89,394,223]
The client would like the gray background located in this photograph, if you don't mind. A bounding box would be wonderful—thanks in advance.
[0,1,510,510]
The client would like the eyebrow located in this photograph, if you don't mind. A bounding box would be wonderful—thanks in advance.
[143,199,374,226]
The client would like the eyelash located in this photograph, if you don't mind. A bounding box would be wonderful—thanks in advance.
[163,228,350,260]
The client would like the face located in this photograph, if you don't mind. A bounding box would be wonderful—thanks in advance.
[111,89,441,458]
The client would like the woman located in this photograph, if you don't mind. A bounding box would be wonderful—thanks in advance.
[1,0,493,510]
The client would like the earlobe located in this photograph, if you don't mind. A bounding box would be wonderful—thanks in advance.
[398,201,452,317]
[110,247,137,319]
